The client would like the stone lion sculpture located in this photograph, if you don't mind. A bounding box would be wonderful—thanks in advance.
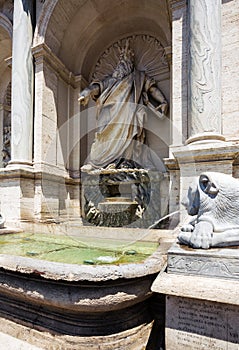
[178,172,239,249]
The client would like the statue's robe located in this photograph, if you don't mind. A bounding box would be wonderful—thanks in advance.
[87,70,155,168]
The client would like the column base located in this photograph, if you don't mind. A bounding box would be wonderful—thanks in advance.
[7,160,33,170]
[186,132,225,145]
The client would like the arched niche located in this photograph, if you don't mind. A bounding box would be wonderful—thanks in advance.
[0,13,12,102]
[0,13,12,168]
[34,0,171,174]
[35,0,171,76]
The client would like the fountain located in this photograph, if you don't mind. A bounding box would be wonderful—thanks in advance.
[0,225,173,349]
[0,36,172,349]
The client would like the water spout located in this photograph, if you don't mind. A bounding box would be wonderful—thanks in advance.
[148,210,180,229]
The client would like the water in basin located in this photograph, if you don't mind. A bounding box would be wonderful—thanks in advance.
[0,232,159,265]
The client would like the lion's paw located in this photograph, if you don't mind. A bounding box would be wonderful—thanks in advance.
[189,222,213,249]
[177,231,191,245]
[178,221,213,249]
[181,224,194,232]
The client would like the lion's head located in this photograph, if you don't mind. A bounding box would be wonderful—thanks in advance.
[183,172,239,232]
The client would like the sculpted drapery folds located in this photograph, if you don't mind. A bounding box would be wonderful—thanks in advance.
[78,42,168,172]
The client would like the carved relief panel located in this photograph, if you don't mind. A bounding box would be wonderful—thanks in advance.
[2,82,11,167]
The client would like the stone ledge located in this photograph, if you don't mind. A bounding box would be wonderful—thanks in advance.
[0,331,43,350]
[151,271,239,306]
[170,142,239,165]
[0,167,81,185]
[0,314,153,350]
[0,247,167,282]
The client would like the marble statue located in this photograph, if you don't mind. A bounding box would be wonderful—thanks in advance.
[178,172,239,249]
[78,41,168,172]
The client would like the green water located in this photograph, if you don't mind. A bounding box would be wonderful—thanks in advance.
[0,232,159,265]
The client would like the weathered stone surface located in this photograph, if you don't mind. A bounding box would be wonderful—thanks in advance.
[0,331,43,350]
[0,314,154,350]
[222,0,239,140]
[168,242,239,280]
[0,231,168,347]
[11,0,34,165]
[170,0,188,146]
[188,0,222,142]
[82,170,169,228]
[152,271,239,349]
[152,272,239,306]
[0,243,167,283]
[166,296,239,350]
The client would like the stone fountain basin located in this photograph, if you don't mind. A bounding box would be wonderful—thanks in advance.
[0,245,167,313]
[0,227,173,338]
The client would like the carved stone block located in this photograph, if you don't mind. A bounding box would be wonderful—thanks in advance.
[168,242,239,280]
[166,296,239,350]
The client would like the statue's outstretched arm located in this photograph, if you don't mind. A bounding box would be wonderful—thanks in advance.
[78,84,100,106]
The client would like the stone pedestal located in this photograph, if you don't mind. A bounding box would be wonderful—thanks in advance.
[81,170,169,228]
[98,198,138,227]
[152,241,239,349]
[0,167,81,226]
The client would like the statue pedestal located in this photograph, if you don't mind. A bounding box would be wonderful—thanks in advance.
[81,169,168,228]
[98,197,138,227]
[152,240,239,349]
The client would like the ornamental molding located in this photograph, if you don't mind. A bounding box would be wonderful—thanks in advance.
[32,43,86,88]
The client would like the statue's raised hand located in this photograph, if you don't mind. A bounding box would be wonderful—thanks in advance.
[78,88,92,106]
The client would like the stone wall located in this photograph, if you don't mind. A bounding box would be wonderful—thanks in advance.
[222,0,239,140]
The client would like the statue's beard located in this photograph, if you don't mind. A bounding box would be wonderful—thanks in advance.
[112,60,133,79]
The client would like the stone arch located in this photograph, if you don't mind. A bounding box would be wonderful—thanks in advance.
[34,0,171,78]
[34,0,58,46]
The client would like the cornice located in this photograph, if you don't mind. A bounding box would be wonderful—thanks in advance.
[32,43,87,88]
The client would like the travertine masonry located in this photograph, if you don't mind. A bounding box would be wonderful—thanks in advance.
[221,0,239,140]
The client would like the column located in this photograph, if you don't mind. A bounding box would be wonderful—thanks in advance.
[9,0,34,166]
[70,75,81,177]
[187,0,225,144]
